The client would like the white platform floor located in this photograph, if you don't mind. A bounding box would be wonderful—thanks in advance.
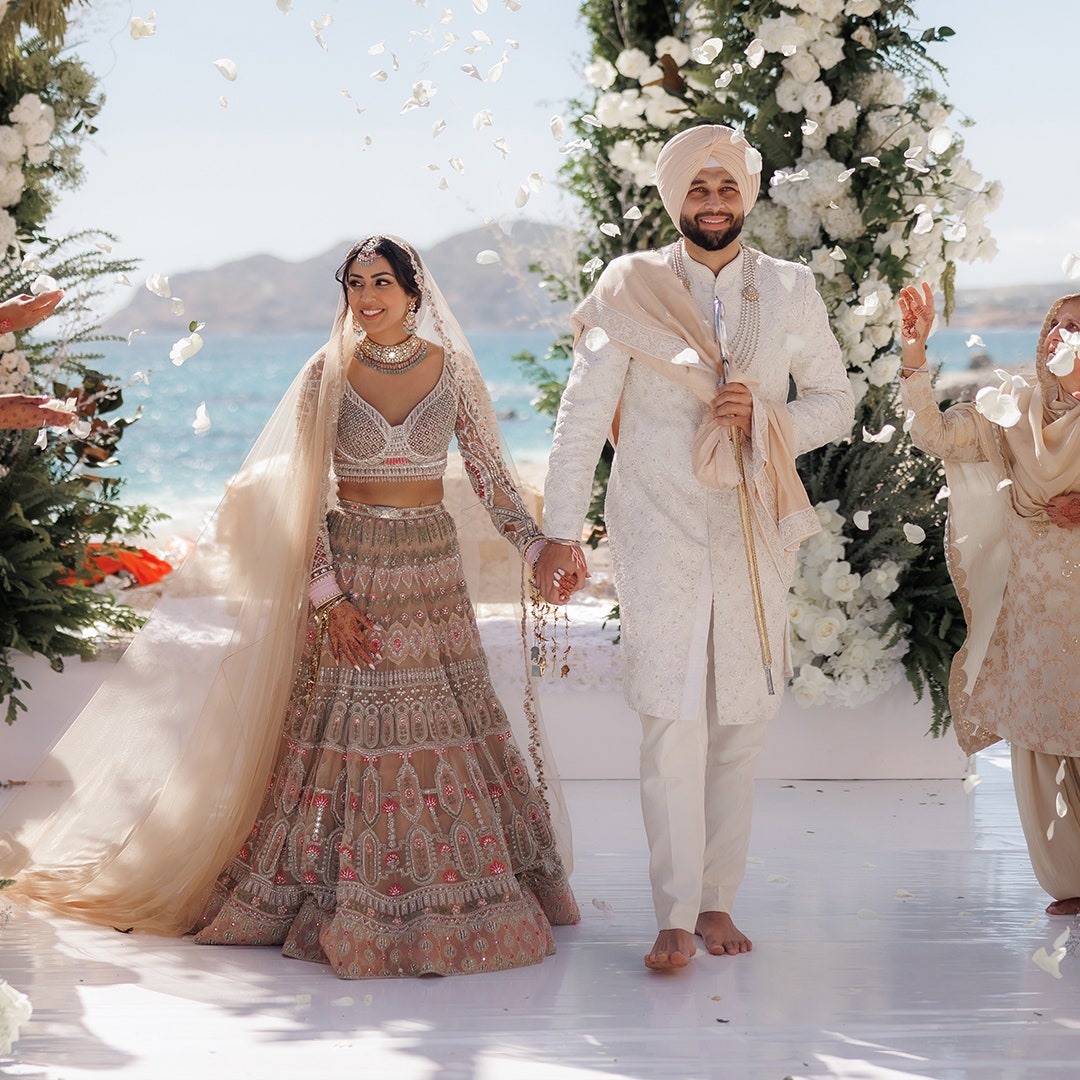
[3,743,1079,1079]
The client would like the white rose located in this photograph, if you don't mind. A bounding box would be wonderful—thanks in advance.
[800,80,832,114]
[2,349,24,371]
[0,164,23,207]
[25,143,49,165]
[814,498,844,533]
[846,0,880,15]
[802,124,828,151]
[822,99,858,134]
[848,339,875,368]
[818,0,845,18]
[584,57,617,89]
[594,92,624,128]
[809,611,848,655]
[615,48,651,79]
[654,36,691,67]
[0,978,33,1056]
[848,373,868,406]
[809,34,846,70]
[0,331,14,351]
[0,208,15,255]
[775,76,805,114]
[758,12,808,54]
[9,93,42,126]
[851,25,876,50]
[820,561,862,602]
[791,663,831,707]
[21,118,53,145]
[783,52,820,85]
[643,91,690,129]
[637,63,665,86]
[867,324,893,349]
[0,125,23,163]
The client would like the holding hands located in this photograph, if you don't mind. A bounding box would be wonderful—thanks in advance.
[534,541,589,606]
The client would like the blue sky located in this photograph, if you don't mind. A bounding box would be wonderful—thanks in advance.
[50,0,1079,295]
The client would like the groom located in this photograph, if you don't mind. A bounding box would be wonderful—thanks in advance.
[535,125,853,970]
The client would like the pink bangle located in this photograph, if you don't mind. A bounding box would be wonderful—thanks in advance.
[309,573,342,609]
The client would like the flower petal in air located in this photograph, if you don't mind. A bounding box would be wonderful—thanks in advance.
[368,41,385,54]
[584,327,609,352]
[1032,945,1065,979]
[928,125,953,154]
[528,172,544,191]
[30,274,58,295]
[1047,342,1077,377]
[801,119,818,135]
[471,29,493,45]
[192,401,211,435]
[935,484,950,502]
[472,0,488,12]
[671,347,702,368]
[170,332,203,366]
[975,385,1022,427]
[1056,759,1067,785]
[1047,819,1056,841]
[461,64,483,81]
[432,119,446,138]
[894,889,914,899]
[213,58,238,82]
[1063,253,1080,280]
[966,334,985,348]
[475,249,500,265]
[514,184,529,208]
[860,156,880,168]
[861,424,895,443]
[902,523,926,544]
[218,96,228,109]
[837,168,855,182]
[828,246,845,261]
[127,330,145,346]
[146,273,171,298]
[449,156,465,174]
[491,136,510,158]
[599,222,620,237]
[473,108,494,129]
[129,16,156,40]
[581,256,603,278]
[852,510,870,531]
[996,478,1013,491]
[692,37,723,64]
[116,274,132,286]
[171,298,185,316]
[34,425,47,448]
[962,773,982,794]
[550,115,565,141]
[1057,791,1069,818]
[913,211,934,235]
[623,205,641,220]
[276,0,293,11]
[745,146,762,175]
[744,39,765,68]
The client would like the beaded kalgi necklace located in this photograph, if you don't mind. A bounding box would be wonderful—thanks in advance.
[670,239,761,373]
[354,333,428,375]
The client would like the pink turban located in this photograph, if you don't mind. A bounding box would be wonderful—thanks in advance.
[654,125,763,232]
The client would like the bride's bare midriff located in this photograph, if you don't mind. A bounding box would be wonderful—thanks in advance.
[337,478,444,508]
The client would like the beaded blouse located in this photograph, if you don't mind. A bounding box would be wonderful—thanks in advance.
[333,361,456,482]
[305,347,542,596]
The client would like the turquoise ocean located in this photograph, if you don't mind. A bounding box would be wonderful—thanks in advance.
[91,326,1037,522]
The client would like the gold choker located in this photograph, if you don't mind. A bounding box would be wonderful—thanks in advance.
[354,333,428,374]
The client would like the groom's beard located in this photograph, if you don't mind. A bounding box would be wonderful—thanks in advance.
[679,212,744,251]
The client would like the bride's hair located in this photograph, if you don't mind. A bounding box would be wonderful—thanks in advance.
[334,236,422,304]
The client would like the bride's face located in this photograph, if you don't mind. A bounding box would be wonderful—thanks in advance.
[344,255,412,341]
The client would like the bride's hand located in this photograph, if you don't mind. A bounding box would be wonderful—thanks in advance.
[325,600,382,668]
[1046,492,1080,530]
[898,282,935,350]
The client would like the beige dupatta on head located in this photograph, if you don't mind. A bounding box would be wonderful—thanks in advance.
[946,293,1080,755]
[571,249,819,580]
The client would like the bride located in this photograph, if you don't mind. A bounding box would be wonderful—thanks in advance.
[0,235,581,978]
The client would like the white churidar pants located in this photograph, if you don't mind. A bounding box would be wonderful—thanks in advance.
[1011,746,1080,901]
[638,607,769,932]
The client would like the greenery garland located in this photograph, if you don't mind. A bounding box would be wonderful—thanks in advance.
[0,25,160,725]
[521,0,1000,733]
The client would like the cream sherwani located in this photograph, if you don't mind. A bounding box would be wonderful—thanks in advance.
[544,245,853,929]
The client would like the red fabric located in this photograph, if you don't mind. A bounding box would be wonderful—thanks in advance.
[59,544,173,587]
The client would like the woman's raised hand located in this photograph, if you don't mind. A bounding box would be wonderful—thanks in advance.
[898,282,935,349]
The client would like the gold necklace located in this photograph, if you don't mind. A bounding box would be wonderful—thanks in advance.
[354,333,428,374]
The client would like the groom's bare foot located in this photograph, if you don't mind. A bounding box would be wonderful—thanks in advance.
[644,928,696,971]
[1046,897,1080,916]
[695,910,752,955]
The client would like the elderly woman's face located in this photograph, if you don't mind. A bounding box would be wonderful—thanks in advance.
[1047,299,1080,390]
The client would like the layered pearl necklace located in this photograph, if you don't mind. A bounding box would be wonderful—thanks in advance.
[354,333,428,374]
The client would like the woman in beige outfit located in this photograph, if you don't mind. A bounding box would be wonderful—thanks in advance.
[898,283,1080,916]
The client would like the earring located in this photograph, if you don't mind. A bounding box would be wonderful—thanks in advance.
[403,299,418,335]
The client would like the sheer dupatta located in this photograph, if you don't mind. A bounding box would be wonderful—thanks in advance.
[0,237,571,931]
[0,303,350,933]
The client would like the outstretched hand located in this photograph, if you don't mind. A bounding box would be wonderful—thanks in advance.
[0,290,63,332]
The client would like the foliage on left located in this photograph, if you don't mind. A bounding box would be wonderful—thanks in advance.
[0,20,162,726]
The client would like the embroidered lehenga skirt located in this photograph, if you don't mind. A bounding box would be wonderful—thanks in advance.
[192,501,579,977]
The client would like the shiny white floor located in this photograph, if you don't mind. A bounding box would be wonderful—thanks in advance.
[3,744,1079,1080]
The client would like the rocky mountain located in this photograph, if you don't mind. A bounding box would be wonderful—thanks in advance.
[103,222,577,337]
[104,220,1070,336]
